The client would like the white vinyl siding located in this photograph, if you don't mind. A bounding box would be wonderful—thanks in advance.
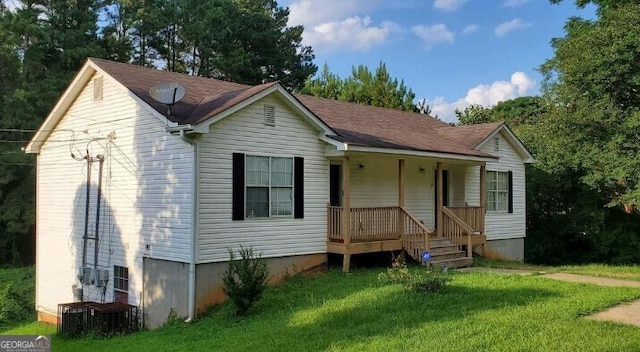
[35,72,193,316]
[346,153,436,229]
[476,132,527,240]
[197,95,328,263]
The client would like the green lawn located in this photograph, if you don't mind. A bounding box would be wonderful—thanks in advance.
[5,268,640,351]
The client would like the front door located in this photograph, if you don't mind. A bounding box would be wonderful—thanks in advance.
[330,164,342,207]
[434,169,449,228]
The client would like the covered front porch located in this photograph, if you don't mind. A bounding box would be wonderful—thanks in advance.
[327,153,488,272]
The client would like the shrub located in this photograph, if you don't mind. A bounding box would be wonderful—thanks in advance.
[0,284,31,328]
[222,247,269,316]
[379,255,450,293]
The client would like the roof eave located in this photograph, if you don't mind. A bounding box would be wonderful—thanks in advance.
[24,60,96,153]
[340,145,497,163]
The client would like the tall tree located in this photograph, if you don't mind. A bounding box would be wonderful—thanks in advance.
[540,2,640,212]
[300,62,417,112]
[0,0,108,265]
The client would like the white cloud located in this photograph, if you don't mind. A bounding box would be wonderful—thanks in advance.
[287,0,381,27]
[503,0,530,7]
[305,16,403,53]
[433,0,468,12]
[411,24,454,49]
[429,72,536,122]
[461,24,478,35]
[494,18,531,37]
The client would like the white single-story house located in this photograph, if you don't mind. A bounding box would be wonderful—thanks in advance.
[25,58,534,328]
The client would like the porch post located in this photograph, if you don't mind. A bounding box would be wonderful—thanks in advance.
[398,159,405,207]
[342,156,351,272]
[479,163,486,235]
[436,162,443,237]
[398,159,405,240]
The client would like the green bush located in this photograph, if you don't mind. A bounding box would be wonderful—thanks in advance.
[0,284,31,329]
[379,255,449,293]
[222,247,269,316]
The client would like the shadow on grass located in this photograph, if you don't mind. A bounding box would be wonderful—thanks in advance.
[217,270,559,351]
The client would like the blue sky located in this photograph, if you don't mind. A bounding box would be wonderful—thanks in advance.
[280,0,596,121]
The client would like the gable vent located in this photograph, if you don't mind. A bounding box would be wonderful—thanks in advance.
[93,76,104,101]
[264,105,275,127]
[493,137,500,152]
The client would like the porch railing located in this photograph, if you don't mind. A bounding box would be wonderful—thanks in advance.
[327,206,432,261]
[444,206,484,236]
[399,207,433,261]
[442,207,476,256]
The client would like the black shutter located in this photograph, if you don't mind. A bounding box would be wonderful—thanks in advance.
[294,157,304,219]
[232,153,245,220]
[508,171,513,214]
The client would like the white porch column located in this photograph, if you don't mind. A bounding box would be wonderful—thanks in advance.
[342,156,351,272]
[437,162,443,238]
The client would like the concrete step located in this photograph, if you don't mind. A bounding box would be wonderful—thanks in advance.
[429,244,460,254]
[429,256,473,269]
[431,251,466,261]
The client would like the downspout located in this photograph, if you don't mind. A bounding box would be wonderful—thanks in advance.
[177,128,197,323]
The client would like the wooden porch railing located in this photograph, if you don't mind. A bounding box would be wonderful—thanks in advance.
[399,207,432,261]
[444,206,484,236]
[327,206,343,242]
[442,207,476,256]
[327,206,432,261]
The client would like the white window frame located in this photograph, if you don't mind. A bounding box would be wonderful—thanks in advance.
[245,155,294,219]
[486,170,509,212]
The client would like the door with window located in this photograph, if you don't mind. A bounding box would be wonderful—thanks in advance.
[329,164,342,207]
[434,169,449,228]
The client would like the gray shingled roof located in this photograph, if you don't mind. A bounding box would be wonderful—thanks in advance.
[91,58,501,158]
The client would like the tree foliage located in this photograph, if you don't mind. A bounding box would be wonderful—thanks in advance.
[540,2,640,212]
[300,62,417,112]
[0,0,317,266]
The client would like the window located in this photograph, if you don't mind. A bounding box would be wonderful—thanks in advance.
[246,155,293,218]
[486,170,509,212]
[113,266,129,304]
[233,153,303,220]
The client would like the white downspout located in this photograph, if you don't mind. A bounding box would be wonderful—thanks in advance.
[176,128,197,323]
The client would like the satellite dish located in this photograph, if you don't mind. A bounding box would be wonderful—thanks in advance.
[149,83,185,116]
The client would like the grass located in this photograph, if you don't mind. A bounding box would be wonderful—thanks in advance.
[5,267,640,351]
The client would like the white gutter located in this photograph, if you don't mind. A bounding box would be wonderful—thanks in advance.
[176,128,197,323]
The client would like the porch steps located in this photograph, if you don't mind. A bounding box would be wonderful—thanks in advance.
[430,256,473,269]
[426,237,473,269]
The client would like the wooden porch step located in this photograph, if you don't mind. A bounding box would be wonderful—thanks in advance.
[430,238,455,246]
[431,250,466,261]
[429,256,473,269]
[429,244,460,254]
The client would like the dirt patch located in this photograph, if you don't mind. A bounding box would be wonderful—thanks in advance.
[542,273,640,288]
[587,299,640,327]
